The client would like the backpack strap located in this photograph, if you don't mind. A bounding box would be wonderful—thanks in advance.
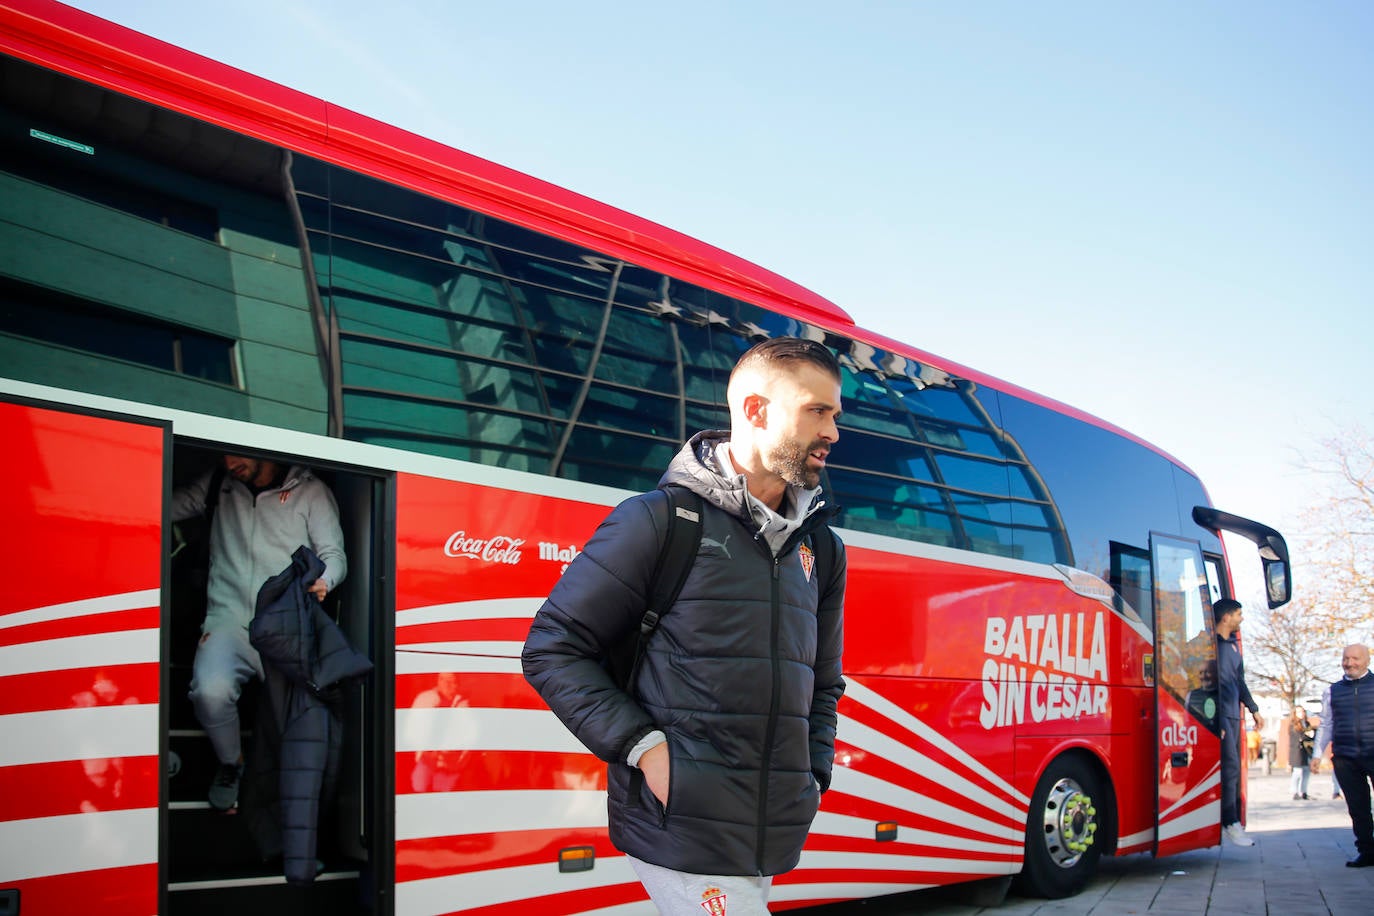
[621,484,703,689]
[204,464,227,521]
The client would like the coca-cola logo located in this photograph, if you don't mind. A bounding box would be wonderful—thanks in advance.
[444,530,525,565]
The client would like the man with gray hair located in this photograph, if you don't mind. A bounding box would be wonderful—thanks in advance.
[1314,644,1374,867]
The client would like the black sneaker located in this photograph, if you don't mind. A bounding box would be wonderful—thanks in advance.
[208,761,243,811]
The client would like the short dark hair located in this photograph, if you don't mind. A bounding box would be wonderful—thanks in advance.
[730,336,841,383]
[1213,598,1242,625]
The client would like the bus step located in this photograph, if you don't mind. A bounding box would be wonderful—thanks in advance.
[168,806,264,876]
[167,871,365,916]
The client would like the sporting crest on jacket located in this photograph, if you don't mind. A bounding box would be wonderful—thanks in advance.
[700,886,727,915]
[799,542,815,582]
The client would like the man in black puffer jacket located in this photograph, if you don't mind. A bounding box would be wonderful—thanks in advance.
[523,337,847,915]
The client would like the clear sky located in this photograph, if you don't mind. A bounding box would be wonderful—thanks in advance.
[62,0,1373,601]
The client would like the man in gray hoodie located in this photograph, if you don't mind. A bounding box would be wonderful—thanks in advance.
[172,454,347,810]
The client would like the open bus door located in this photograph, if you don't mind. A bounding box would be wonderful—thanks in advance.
[1149,533,1222,857]
[0,398,168,915]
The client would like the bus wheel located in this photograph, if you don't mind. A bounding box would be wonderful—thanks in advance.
[1013,756,1103,899]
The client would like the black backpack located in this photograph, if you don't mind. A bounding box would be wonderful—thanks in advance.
[605,484,836,691]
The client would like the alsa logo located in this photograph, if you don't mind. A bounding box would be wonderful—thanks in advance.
[444,531,525,564]
[1162,723,1198,747]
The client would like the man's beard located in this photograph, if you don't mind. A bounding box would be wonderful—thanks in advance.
[767,437,824,489]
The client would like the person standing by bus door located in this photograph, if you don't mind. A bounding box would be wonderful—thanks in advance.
[1213,598,1264,847]
[1313,644,1374,867]
[171,454,347,811]
[523,337,847,916]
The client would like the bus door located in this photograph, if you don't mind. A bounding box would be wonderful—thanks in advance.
[0,398,167,916]
[166,441,385,915]
[1149,533,1221,857]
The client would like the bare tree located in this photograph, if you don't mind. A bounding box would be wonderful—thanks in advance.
[1244,591,1341,707]
[1243,426,1373,706]
[1297,426,1374,622]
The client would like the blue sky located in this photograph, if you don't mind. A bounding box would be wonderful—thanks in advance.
[63,0,1373,602]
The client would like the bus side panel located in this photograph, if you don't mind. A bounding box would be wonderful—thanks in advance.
[0,400,164,916]
[390,472,651,914]
[781,674,1023,904]
[822,542,1157,891]
[1154,690,1222,854]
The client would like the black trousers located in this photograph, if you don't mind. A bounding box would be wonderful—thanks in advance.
[1332,754,1374,856]
[1220,717,1242,825]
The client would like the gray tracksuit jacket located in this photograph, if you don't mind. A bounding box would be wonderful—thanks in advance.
[172,465,346,633]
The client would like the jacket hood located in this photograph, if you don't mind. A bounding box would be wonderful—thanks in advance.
[659,431,835,539]
[659,431,746,518]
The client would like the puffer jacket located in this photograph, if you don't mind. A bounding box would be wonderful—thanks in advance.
[1326,671,1374,758]
[522,431,846,876]
[245,545,373,885]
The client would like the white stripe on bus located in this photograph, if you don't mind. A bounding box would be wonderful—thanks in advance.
[394,851,642,915]
[393,641,525,659]
[0,589,159,630]
[1158,800,1222,843]
[395,707,584,755]
[834,715,1028,819]
[808,811,1023,857]
[0,808,156,883]
[844,678,1030,805]
[395,788,607,841]
[396,598,542,626]
[0,704,159,767]
[826,767,1023,843]
[792,848,1019,876]
[0,628,159,677]
[1159,765,1220,819]
[395,650,523,675]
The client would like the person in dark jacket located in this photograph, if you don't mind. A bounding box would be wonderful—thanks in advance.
[1286,706,1314,799]
[523,337,847,915]
[1213,597,1264,847]
[1314,644,1374,867]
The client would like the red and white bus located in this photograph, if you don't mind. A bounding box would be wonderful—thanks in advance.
[0,2,1292,914]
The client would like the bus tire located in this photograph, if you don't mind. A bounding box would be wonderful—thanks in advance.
[1013,755,1104,899]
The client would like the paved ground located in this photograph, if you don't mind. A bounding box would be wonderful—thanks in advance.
[835,764,1372,915]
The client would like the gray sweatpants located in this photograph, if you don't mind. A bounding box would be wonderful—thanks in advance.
[628,856,773,916]
[188,625,263,765]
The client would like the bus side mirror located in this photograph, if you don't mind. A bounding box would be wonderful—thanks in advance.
[1261,536,1291,608]
[1191,506,1292,610]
